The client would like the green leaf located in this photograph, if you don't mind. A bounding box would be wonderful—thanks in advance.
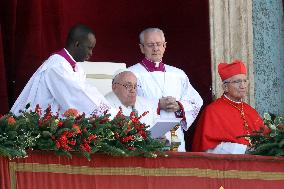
[263,113,271,121]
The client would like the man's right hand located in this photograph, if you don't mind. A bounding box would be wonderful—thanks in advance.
[159,96,180,112]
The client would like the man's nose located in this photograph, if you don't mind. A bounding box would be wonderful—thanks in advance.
[239,82,246,88]
[153,45,160,51]
[129,88,136,93]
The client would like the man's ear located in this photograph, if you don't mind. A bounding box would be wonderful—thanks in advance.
[163,42,167,48]
[139,44,145,54]
[112,84,117,91]
[222,83,228,92]
[74,41,80,48]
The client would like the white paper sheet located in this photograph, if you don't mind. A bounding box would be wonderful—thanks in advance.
[149,118,182,138]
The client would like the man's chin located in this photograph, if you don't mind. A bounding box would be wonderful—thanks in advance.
[150,58,162,62]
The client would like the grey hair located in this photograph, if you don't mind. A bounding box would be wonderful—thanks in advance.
[139,28,165,44]
[112,69,136,84]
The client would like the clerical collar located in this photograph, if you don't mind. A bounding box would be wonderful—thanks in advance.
[223,94,242,104]
[140,58,165,72]
[55,48,77,72]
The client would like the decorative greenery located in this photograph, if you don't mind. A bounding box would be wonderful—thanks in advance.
[246,113,284,156]
[0,104,166,160]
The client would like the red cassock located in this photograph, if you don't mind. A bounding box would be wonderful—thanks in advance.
[192,95,264,152]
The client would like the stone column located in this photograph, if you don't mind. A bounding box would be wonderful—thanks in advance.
[252,0,284,116]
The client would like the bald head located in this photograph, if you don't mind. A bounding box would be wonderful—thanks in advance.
[112,71,137,107]
[113,71,135,83]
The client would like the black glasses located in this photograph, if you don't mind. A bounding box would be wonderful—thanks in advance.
[114,83,141,91]
[224,79,248,85]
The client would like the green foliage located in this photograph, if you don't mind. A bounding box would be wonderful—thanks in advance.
[247,113,284,156]
[0,105,166,160]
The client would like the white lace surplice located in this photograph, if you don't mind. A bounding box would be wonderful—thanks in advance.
[129,63,203,151]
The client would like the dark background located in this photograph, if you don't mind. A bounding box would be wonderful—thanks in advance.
[0,0,212,150]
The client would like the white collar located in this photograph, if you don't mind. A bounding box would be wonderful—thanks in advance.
[224,94,242,104]
[63,48,76,62]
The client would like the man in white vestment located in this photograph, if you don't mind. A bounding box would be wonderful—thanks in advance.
[105,70,157,128]
[128,28,203,151]
[11,24,116,116]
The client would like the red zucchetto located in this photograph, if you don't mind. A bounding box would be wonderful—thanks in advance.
[218,60,247,81]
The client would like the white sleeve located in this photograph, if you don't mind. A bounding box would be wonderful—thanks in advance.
[206,142,247,154]
[44,64,116,116]
[179,75,203,130]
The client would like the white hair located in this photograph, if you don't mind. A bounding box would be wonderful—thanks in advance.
[139,28,165,44]
[112,69,136,83]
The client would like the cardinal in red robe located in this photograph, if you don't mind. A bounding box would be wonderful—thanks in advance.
[192,60,264,154]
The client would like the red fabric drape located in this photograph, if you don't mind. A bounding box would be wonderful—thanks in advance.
[1,0,211,111]
[1,0,211,150]
[0,25,9,114]
[1,152,284,189]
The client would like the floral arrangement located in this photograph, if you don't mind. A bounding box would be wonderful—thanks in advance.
[0,104,166,160]
[246,113,284,156]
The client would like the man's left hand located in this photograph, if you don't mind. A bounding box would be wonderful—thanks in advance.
[164,96,180,112]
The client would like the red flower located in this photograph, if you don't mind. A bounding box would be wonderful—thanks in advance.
[38,120,43,127]
[139,130,147,139]
[115,107,125,119]
[72,124,81,134]
[99,117,109,123]
[65,131,75,138]
[135,124,145,131]
[138,111,149,120]
[55,140,61,149]
[35,104,42,115]
[124,125,132,134]
[55,131,76,151]
[80,143,91,152]
[7,116,16,125]
[63,108,79,117]
[87,134,97,142]
[122,135,133,143]
[130,112,137,117]
[57,121,64,127]
[114,132,120,139]
[128,146,136,151]
[69,140,76,146]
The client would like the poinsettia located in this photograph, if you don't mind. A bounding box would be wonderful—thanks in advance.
[245,113,284,156]
[100,108,165,157]
[0,104,166,160]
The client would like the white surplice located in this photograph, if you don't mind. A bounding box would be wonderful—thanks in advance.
[105,92,158,128]
[128,63,203,151]
[206,142,247,154]
[11,50,117,117]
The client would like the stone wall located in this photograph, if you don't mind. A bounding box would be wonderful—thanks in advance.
[252,0,284,116]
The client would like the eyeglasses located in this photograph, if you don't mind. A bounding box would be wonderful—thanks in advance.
[224,79,248,85]
[114,83,141,91]
[142,42,166,48]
